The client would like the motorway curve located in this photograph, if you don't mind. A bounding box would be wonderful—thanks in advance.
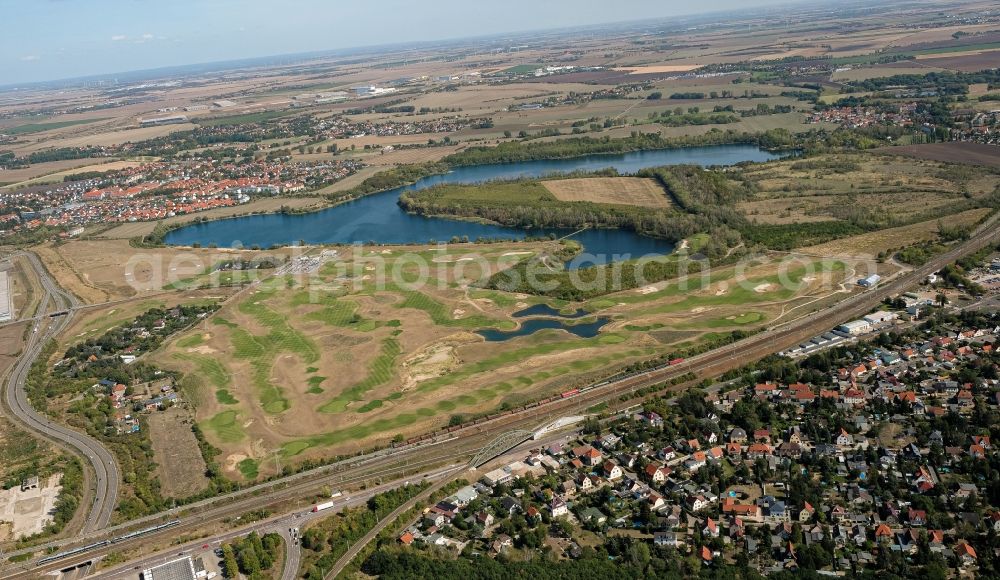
[1,252,120,533]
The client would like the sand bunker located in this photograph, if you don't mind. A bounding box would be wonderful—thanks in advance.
[401,343,460,390]
[754,283,775,293]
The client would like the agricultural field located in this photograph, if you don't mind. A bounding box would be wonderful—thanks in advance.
[542,177,672,208]
[1,160,147,191]
[876,142,1000,169]
[0,322,27,380]
[0,117,108,136]
[150,240,857,480]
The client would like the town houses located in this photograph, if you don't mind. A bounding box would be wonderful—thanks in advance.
[0,157,363,235]
[393,307,1000,576]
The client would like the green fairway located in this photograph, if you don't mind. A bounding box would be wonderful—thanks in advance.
[172,352,231,389]
[237,458,259,479]
[204,411,244,443]
[390,285,515,329]
[176,334,204,348]
[280,342,651,457]
[227,287,323,413]
[215,389,239,405]
[319,338,401,413]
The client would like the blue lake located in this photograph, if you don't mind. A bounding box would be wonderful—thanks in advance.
[476,317,612,342]
[165,144,781,267]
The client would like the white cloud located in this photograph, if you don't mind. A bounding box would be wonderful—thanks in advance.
[20,55,40,62]
[142,33,154,40]
[111,34,127,41]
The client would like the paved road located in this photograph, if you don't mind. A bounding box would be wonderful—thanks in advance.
[278,525,301,580]
[79,465,465,580]
[1,252,120,533]
[323,476,455,579]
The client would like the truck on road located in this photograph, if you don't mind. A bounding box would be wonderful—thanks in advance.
[312,501,335,512]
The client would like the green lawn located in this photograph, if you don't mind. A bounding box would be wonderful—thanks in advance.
[172,352,231,388]
[203,410,244,443]
[319,338,401,413]
[389,285,514,329]
[227,286,322,414]
[237,458,259,480]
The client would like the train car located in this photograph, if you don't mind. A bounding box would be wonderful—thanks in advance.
[669,358,685,366]
[561,389,580,398]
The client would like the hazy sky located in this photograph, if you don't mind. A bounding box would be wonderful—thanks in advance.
[4,0,800,84]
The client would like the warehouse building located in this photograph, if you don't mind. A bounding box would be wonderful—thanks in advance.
[139,115,188,128]
[142,556,196,580]
[0,270,12,323]
[837,320,872,336]
[857,274,881,288]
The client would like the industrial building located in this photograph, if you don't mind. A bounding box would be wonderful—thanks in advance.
[0,270,12,323]
[350,85,396,98]
[863,311,898,325]
[857,274,881,288]
[837,319,872,336]
[142,556,196,580]
[139,115,188,128]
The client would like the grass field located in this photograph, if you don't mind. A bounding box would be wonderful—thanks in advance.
[542,177,672,208]
[0,117,107,136]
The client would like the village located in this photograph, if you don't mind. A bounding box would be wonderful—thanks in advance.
[0,157,363,234]
[393,305,1000,577]
[54,303,219,436]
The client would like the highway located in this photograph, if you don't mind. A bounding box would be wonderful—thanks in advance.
[0,252,120,533]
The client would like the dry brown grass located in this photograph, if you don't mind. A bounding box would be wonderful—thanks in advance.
[97,196,327,239]
[738,153,1000,226]
[35,239,298,304]
[800,208,992,258]
[543,177,673,208]
[0,323,26,378]
[146,407,210,498]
